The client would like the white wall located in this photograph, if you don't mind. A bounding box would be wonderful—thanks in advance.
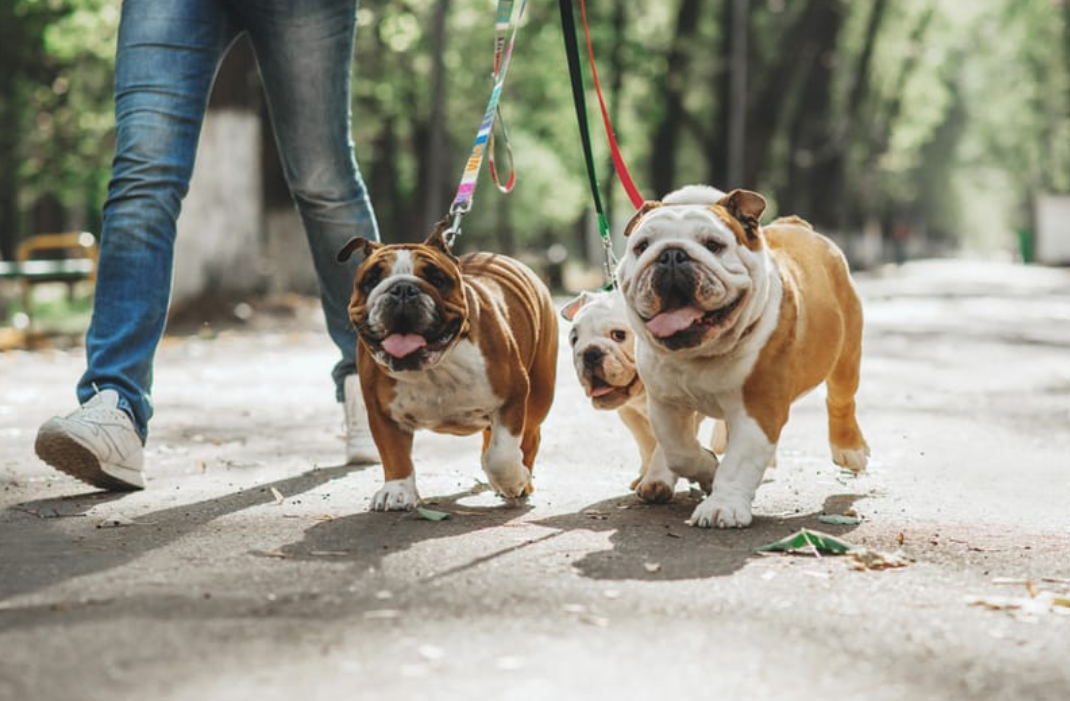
[1035,194,1070,265]
[172,109,265,305]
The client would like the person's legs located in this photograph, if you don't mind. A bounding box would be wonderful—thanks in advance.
[79,0,240,437]
[241,0,380,399]
[37,0,240,489]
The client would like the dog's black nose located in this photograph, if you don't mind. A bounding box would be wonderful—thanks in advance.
[388,280,421,301]
[658,248,691,267]
[582,347,605,368]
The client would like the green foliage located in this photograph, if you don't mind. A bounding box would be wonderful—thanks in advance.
[4,0,1070,265]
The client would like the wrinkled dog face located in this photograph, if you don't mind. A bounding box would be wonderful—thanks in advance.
[617,186,770,355]
[338,231,468,373]
[560,290,643,410]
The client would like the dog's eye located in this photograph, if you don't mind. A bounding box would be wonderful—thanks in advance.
[633,240,649,256]
[569,330,578,346]
[359,266,382,294]
[704,239,724,254]
[610,329,627,342]
[424,265,452,291]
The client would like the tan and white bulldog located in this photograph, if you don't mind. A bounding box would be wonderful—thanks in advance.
[617,184,869,528]
[560,288,729,490]
[336,226,558,511]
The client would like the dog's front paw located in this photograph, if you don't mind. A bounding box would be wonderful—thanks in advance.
[831,443,870,473]
[486,462,533,500]
[635,477,676,504]
[370,475,419,512]
[687,491,753,529]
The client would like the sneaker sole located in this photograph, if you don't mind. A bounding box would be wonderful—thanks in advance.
[35,431,145,491]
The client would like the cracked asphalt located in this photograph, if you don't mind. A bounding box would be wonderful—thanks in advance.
[2,258,1069,701]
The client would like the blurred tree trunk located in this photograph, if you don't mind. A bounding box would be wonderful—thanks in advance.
[705,0,733,187]
[650,0,703,199]
[741,3,825,191]
[604,1,627,222]
[419,0,452,236]
[776,0,845,227]
[834,0,888,233]
[0,72,20,261]
[861,6,935,220]
[0,5,56,259]
[364,17,407,242]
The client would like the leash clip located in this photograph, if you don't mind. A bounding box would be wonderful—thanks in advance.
[443,201,471,249]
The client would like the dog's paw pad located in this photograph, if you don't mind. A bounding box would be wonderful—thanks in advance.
[635,479,675,504]
[687,493,753,529]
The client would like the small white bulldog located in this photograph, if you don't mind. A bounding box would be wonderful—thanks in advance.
[560,287,727,494]
[617,185,870,529]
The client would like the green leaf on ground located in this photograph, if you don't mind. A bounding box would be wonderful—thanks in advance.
[415,507,450,521]
[818,514,862,526]
[756,528,854,555]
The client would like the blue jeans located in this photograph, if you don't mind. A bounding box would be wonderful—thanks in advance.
[78,0,378,441]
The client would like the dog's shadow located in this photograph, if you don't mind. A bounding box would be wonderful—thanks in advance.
[276,486,536,566]
[531,491,865,580]
[280,486,865,582]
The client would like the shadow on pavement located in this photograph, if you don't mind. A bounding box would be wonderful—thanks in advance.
[278,487,865,582]
[0,463,369,605]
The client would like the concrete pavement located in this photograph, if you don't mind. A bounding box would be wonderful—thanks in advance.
[1,258,1069,700]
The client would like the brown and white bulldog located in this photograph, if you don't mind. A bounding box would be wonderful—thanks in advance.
[336,226,558,511]
[560,288,728,491]
[617,185,869,528]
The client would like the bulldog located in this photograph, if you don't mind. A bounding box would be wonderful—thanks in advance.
[560,288,728,491]
[617,185,869,528]
[336,226,558,511]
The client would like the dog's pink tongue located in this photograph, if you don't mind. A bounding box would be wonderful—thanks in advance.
[381,333,427,358]
[646,307,704,338]
[590,385,615,398]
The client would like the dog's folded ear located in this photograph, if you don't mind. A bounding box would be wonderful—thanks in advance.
[560,291,596,321]
[623,200,663,238]
[425,222,459,259]
[716,189,767,244]
[337,237,381,262]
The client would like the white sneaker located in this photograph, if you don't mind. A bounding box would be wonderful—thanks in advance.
[35,389,145,490]
[344,374,379,465]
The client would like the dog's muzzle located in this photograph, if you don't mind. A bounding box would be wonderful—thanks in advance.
[581,346,605,370]
[652,247,698,306]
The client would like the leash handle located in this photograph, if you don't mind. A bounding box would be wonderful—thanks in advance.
[448,0,527,241]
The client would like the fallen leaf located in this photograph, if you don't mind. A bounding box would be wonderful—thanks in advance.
[415,507,450,521]
[818,514,862,526]
[756,529,853,556]
[270,487,285,505]
[644,562,662,573]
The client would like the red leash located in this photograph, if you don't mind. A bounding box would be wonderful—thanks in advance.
[578,0,645,209]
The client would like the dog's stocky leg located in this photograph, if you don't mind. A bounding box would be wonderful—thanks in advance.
[826,327,869,472]
[482,416,531,499]
[688,413,773,528]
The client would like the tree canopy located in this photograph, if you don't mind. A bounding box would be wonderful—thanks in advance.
[2,0,1068,265]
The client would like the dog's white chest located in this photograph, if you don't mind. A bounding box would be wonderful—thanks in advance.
[387,339,501,433]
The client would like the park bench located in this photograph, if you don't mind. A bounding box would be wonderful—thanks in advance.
[0,231,98,328]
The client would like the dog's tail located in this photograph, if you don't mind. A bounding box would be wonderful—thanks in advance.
[770,215,814,230]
